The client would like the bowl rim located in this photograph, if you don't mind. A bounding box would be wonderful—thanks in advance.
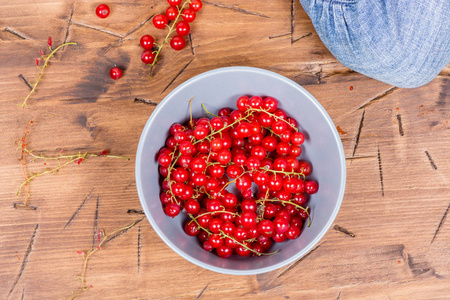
[135,66,346,275]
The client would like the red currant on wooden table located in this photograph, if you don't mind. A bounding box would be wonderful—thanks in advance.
[153,14,169,29]
[141,50,156,64]
[96,4,110,18]
[140,35,154,50]
[170,35,186,51]
[109,67,122,80]
[156,95,315,258]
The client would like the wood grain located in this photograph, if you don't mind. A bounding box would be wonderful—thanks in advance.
[1,0,449,299]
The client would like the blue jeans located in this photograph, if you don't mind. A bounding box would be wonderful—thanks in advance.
[299,0,450,88]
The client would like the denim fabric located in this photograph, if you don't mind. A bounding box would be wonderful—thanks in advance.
[299,0,450,88]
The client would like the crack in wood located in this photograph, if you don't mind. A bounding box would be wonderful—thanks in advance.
[377,145,385,197]
[18,74,33,90]
[336,291,341,300]
[425,151,438,170]
[195,283,209,299]
[63,189,95,230]
[396,114,404,136]
[21,288,25,300]
[188,33,195,55]
[333,225,356,237]
[355,86,397,111]
[137,225,142,274]
[351,109,365,157]
[13,202,37,210]
[161,57,195,94]
[134,97,158,105]
[63,5,75,45]
[431,203,449,244]
[345,155,376,160]
[8,224,39,297]
[292,32,312,44]
[274,241,325,281]
[127,209,145,214]
[290,0,294,43]
[4,27,30,39]
[92,194,100,248]
[203,1,269,18]
[97,13,156,56]
[71,21,123,38]
[269,32,291,39]
[104,218,145,245]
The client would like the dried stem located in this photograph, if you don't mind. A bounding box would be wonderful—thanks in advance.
[19,41,77,108]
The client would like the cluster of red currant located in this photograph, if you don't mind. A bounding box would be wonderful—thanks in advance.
[157,96,318,258]
[140,0,202,67]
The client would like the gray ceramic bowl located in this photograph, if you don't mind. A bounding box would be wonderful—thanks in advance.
[136,67,346,275]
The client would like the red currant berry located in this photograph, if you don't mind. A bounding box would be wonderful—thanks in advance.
[276,142,291,156]
[251,146,266,160]
[261,136,277,152]
[235,175,252,191]
[274,109,287,120]
[160,192,171,205]
[217,149,231,164]
[240,211,257,228]
[268,174,283,191]
[258,112,274,127]
[140,35,154,50]
[249,96,263,109]
[96,4,110,18]
[182,9,196,22]
[165,6,179,20]
[290,216,303,228]
[272,120,287,135]
[176,21,191,36]
[291,132,305,145]
[184,222,200,236]
[226,165,242,179]
[241,198,257,212]
[236,243,251,257]
[273,158,288,171]
[209,234,224,248]
[141,50,156,64]
[222,222,236,235]
[153,14,168,29]
[273,217,290,234]
[305,180,319,194]
[298,161,312,175]
[170,35,186,51]
[258,219,275,237]
[158,152,171,166]
[109,67,122,80]
[264,203,277,219]
[209,218,223,233]
[198,230,209,243]
[167,0,181,5]
[217,245,233,258]
[165,203,180,217]
[225,237,239,249]
[272,232,287,243]
[236,96,250,111]
[202,240,213,251]
[170,123,184,135]
[234,227,248,241]
[189,0,203,11]
[263,97,278,112]
[193,125,209,139]
[293,193,307,206]
[185,199,200,214]
[285,226,301,239]
[222,193,237,208]
[173,167,189,182]
[192,172,207,186]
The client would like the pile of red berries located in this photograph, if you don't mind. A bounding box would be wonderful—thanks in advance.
[157,96,318,258]
[140,0,202,66]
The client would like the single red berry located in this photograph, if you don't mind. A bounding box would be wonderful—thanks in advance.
[240,211,257,229]
[298,161,312,176]
[167,0,182,6]
[182,9,196,22]
[273,217,290,234]
[236,243,251,257]
[96,4,110,18]
[47,36,52,47]
[185,199,200,214]
[109,67,122,80]
[153,14,168,29]
[217,245,233,258]
[170,35,186,51]
[35,58,39,66]
[141,50,156,64]
[258,219,275,237]
[305,180,319,194]
[236,96,250,111]
[248,96,263,109]
[209,234,224,248]
[165,203,180,217]
[165,6,179,20]
[202,240,213,251]
[176,21,191,36]
[140,35,154,50]
[184,222,200,236]
[291,132,305,145]
[263,97,278,112]
[272,232,287,243]
[285,226,301,239]
[189,0,203,11]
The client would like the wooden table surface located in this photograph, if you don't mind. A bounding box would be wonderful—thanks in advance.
[1,0,449,299]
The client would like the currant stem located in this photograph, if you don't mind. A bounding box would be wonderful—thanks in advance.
[19,42,77,108]
[248,107,298,132]
[255,198,311,227]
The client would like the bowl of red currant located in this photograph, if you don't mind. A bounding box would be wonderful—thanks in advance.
[135,66,346,275]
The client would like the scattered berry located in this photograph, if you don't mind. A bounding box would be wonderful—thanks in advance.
[96,4,110,18]
[109,67,122,80]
